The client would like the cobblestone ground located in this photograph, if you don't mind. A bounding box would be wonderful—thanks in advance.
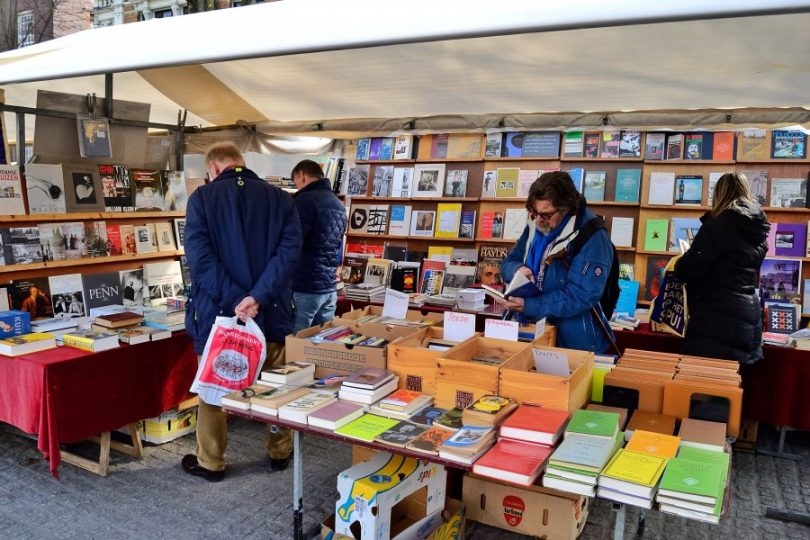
[0,419,808,539]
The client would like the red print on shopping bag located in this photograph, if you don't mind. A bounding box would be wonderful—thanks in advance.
[191,316,267,405]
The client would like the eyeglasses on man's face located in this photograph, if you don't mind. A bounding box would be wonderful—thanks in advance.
[527,207,559,221]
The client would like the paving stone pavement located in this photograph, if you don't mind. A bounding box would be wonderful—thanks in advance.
[0,419,808,539]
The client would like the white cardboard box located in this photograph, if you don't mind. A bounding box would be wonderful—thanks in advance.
[335,451,447,540]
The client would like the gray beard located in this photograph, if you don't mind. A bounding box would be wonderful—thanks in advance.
[538,224,551,235]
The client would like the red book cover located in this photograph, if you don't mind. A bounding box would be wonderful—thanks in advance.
[712,132,734,161]
[105,223,122,256]
[419,259,447,295]
[499,404,570,446]
[472,438,553,486]
[480,211,495,238]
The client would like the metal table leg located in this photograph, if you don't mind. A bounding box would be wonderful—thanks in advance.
[293,430,304,540]
[612,503,626,540]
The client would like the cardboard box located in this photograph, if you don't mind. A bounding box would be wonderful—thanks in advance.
[435,336,529,410]
[462,473,588,540]
[322,498,465,540]
[387,326,479,395]
[335,305,444,337]
[137,406,197,444]
[285,321,420,378]
[334,451,447,540]
[499,346,593,412]
[0,310,31,339]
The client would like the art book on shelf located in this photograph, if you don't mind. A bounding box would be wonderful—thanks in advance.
[643,219,669,252]
[393,134,413,160]
[24,163,67,215]
[419,259,446,296]
[485,132,502,158]
[143,260,184,307]
[49,273,86,318]
[412,163,445,198]
[390,167,414,198]
[345,165,369,196]
[495,168,519,198]
[371,165,393,197]
[98,164,133,212]
[517,169,539,199]
[600,129,621,159]
[409,210,436,237]
[683,133,704,160]
[502,208,527,241]
[82,271,124,314]
[435,203,462,239]
[1,227,43,265]
[458,210,476,239]
[161,169,189,212]
[644,133,666,160]
[771,130,807,159]
[583,132,600,158]
[64,164,105,213]
[502,132,523,157]
[666,134,683,160]
[521,131,561,158]
[674,175,704,205]
[619,130,642,158]
[481,170,497,198]
[10,276,54,319]
[583,170,607,202]
[444,169,468,197]
[647,172,675,205]
[774,222,807,257]
[712,132,735,161]
[130,168,165,211]
[769,177,808,208]
[563,130,584,158]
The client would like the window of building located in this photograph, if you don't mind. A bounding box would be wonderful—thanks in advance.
[17,10,34,48]
[154,9,173,18]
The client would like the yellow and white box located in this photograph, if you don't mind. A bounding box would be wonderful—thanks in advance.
[335,451,447,540]
[137,406,197,444]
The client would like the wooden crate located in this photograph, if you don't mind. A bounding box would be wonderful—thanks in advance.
[499,346,594,412]
[529,324,557,346]
[435,336,529,409]
[386,326,478,395]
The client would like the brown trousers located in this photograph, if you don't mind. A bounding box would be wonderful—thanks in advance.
[195,342,291,471]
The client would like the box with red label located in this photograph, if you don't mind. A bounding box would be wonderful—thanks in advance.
[462,473,588,540]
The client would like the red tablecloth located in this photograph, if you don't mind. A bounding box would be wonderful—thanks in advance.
[614,324,810,430]
[0,332,198,477]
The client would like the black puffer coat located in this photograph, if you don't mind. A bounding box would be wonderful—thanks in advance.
[674,204,770,364]
[292,178,347,294]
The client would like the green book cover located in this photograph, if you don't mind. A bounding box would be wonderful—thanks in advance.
[614,168,642,202]
[548,433,618,473]
[658,455,725,505]
[643,219,669,251]
[583,170,607,202]
[334,414,400,442]
[565,408,620,439]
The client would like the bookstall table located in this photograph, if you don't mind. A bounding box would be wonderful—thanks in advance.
[0,332,198,478]
[224,406,471,540]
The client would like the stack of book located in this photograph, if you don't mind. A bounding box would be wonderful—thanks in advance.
[499,404,570,446]
[337,368,399,405]
[260,361,316,386]
[62,329,121,352]
[437,425,496,465]
[456,288,486,311]
[677,418,727,453]
[310,325,388,347]
[143,308,185,332]
[655,446,730,524]
[472,437,554,486]
[423,293,457,308]
[460,395,518,428]
[609,313,640,331]
[623,410,678,441]
[597,448,669,509]
[278,391,338,424]
[306,399,367,431]
[93,310,145,330]
[0,332,58,356]
[343,283,386,301]
[597,429,679,509]
[222,383,310,416]
[542,408,623,497]
[368,388,434,421]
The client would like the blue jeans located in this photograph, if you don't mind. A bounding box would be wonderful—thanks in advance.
[293,291,338,332]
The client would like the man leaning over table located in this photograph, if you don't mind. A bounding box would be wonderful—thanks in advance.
[181,141,302,482]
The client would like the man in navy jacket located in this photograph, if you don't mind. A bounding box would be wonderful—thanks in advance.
[181,142,302,481]
[291,160,347,331]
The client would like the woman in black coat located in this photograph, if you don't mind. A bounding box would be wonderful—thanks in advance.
[674,172,770,364]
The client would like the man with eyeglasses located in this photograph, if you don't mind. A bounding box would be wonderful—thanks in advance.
[497,170,615,353]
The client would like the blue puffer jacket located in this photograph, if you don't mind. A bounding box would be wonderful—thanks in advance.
[293,178,347,293]
[184,166,302,352]
[500,202,614,353]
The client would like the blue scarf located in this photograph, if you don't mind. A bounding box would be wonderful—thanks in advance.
[526,214,571,279]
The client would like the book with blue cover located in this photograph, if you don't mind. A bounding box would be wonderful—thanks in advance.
[614,169,642,203]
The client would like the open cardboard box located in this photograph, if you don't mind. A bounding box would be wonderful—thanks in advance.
[285,321,420,378]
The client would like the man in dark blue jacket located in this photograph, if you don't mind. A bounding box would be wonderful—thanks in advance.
[181,142,302,481]
[291,160,347,332]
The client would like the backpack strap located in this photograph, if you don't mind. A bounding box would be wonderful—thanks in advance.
[558,216,622,358]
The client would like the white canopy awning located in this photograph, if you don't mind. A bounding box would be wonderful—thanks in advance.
[2,0,810,141]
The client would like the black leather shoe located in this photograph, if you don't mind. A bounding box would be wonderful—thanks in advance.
[269,453,292,472]
[181,454,225,482]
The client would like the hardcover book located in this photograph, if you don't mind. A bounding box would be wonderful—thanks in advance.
[683,133,704,160]
[221,383,274,411]
[98,164,133,212]
[64,164,105,213]
[771,130,807,159]
[674,175,704,205]
[368,137,384,160]
[0,332,57,356]
[24,163,67,214]
[666,134,683,160]
[261,361,316,385]
[738,129,769,161]
[355,138,370,161]
[161,170,189,212]
[741,169,768,206]
[443,169,468,197]
[418,259,446,296]
[155,222,177,252]
[143,260,184,307]
[306,399,366,431]
[10,277,54,319]
[481,170,497,198]
[342,367,396,390]
[647,172,676,205]
[62,329,120,352]
[364,205,389,235]
[774,223,807,258]
[83,271,124,314]
[583,170,607,202]
[371,166,393,197]
[393,135,413,160]
[499,404,570,446]
[278,392,338,424]
[116,326,153,345]
[668,217,702,252]
[472,438,553,486]
[378,137,395,160]
[677,418,727,453]
[1,227,43,265]
[119,268,149,308]
[409,210,435,237]
[494,168,519,198]
[412,164,445,198]
[502,208,527,241]
[645,133,666,160]
[618,130,642,158]
[517,169,539,199]
[49,273,86,317]
[769,177,807,208]
[94,310,144,329]
[345,165,369,196]
[458,210,476,239]
[435,203,462,238]
[390,167,414,198]
[130,168,165,211]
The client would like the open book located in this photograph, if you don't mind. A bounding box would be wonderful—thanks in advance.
[481,271,541,299]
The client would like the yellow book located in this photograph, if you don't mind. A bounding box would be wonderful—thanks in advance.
[0,332,57,356]
[434,203,462,239]
[601,448,668,488]
[625,429,681,459]
[62,329,120,352]
[495,168,519,198]
[427,245,454,263]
